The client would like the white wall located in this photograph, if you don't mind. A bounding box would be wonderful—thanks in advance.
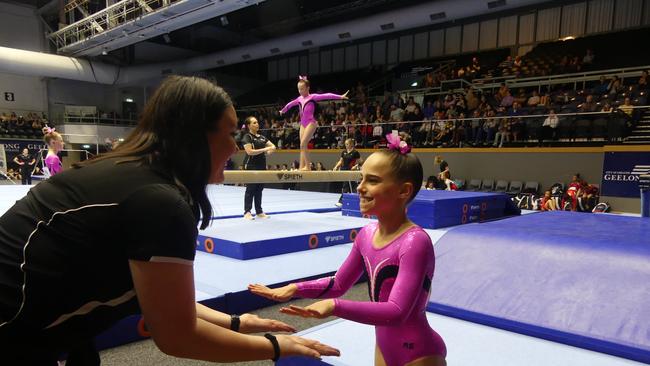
[0,72,47,112]
[0,2,47,114]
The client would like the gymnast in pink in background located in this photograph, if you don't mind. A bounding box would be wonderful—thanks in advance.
[42,126,64,176]
[279,75,348,170]
[250,134,447,366]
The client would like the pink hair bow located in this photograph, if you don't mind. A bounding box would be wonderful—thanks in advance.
[43,126,56,134]
[298,75,308,81]
[386,133,411,155]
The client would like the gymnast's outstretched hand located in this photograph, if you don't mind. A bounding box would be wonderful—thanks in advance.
[239,313,296,334]
[248,283,297,302]
[280,300,335,319]
[341,90,350,100]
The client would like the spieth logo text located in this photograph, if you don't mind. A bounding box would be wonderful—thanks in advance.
[276,173,304,181]
[324,235,345,243]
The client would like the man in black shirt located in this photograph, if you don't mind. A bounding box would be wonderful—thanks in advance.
[13,148,35,185]
[333,139,361,206]
[242,116,276,219]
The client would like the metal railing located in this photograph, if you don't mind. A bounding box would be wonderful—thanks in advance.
[48,0,175,50]
[397,64,650,99]
[60,114,138,126]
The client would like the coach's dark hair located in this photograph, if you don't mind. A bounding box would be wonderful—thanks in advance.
[75,75,233,229]
[375,148,423,203]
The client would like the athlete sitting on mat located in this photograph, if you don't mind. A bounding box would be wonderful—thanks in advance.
[250,133,447,366]
[0,76,339,365]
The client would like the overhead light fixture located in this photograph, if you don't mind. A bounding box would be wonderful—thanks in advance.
[560,36,575,41]
[411,81,418,87]
[220,16,229,26]
[125,98,134,103]
[118,138,125,142]
[101,48,108,55]
[82,144,91,149]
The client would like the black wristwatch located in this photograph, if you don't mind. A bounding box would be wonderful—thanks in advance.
[264,333,281,362]
[230,314,240,332]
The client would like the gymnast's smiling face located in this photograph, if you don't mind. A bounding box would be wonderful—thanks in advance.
[357,152,413,217]
[207,105,239,184]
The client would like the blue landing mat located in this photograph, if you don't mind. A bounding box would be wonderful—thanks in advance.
[342,189,520,229]
[207,185,341,219]
[427,211,650,364]
[197,212,371,260]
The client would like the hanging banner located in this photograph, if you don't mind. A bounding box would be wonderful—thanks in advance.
[601,151,650,198]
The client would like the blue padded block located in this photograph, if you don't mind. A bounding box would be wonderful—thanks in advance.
[342,190,519,229]
[197,212,367,260]
[428,211,650,364]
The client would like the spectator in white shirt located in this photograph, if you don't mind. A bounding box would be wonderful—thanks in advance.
[538,109,559,146]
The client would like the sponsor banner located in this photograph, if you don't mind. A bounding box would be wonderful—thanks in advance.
[601,152,650,198]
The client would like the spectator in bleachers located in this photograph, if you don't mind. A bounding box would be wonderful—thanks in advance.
[619,97,634,117]
[482,109,498,145]
[527,90,541,107]
[582,49,595,66]
[579,95,598,113]
[423,100,435,120]
[493,117,510,148]
[496,83,509,103]
[466,88,479,110]
[607,76,623,95]
[500,91,514,108]
[389,104,404,123]
[424,72,435,88]
[593,76,609,95]
[514,89,527,106]
[638,70,648,92]
[538,109,559,146]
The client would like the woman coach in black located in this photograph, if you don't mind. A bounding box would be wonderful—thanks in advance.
[242,116,276,220]
[0,76,338,365]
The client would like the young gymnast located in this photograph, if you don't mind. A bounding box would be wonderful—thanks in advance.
[249,133,447,366]
[279,75,348,170]
[42,126,64,176]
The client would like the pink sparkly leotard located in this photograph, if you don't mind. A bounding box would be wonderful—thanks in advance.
[295,222,446,366]
[45,154,62,175]
[280,93,345,128]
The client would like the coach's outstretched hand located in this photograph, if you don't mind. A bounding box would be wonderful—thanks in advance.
[277,334,341,359]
